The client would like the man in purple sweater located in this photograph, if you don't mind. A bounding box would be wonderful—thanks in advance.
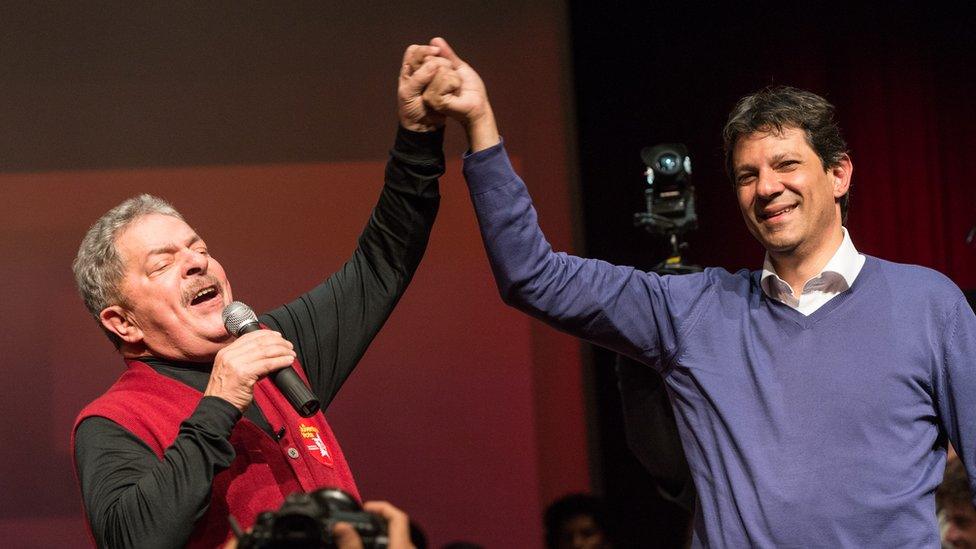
[417,38,976,547]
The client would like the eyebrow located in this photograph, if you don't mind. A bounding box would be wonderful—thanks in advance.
[146,235,202,257]
[735,152,799,175]
[769,152,799,164]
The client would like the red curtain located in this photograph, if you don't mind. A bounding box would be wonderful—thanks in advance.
[833,17,976,289]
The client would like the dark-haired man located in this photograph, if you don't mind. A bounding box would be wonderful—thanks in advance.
[419,37,976,547]
[543,493,615,549]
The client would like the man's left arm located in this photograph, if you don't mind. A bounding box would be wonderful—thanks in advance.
[261,126,443,407]
[259,49,450,408]
[938,297,976,503]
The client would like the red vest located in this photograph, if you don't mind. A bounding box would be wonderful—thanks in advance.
[72,359,359,548]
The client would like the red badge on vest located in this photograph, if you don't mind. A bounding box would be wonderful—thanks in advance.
[297,421,334,467]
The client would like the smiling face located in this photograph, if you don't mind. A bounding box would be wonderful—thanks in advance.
[733,126,851,262]
[100,213,233,361]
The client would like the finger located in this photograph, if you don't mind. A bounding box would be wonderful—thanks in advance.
[362,501,411,546]
[422,55,452,68]
[234,329,288,343]
[401,44,441,72]
[234,330,295,350]
[223,339,296,362]
[406,60,446,90]
[222,339,296,367]
[430,37,463,68]
[252,355,300,377]
[423,71,462,110]
[332,522,364,549]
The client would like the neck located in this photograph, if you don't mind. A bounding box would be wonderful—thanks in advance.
[120,343,217,364]
[768,226,845,297]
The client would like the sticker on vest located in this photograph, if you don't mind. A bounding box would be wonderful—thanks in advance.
[297,421,334,467]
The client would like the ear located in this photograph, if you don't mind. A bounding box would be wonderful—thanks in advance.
[830,153,853,199]
[99,305,144,345]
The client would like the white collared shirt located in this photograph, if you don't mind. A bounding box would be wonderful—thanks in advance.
[760,227,865,316]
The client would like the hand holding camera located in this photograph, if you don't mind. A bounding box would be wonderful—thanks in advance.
[232,488,414,549]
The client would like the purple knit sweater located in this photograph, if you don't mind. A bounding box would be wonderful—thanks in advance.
[463,141,976,548]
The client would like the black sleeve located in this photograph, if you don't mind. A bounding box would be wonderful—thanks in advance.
[615,354,696,513]
[261,126,443,408]
[74,397,241,549]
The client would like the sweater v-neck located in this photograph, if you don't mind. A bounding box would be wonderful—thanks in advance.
[752,255,878,330]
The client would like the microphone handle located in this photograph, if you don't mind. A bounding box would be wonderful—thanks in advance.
[238,322,321,418]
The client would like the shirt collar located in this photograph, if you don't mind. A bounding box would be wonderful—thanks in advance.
[761,227,864,297]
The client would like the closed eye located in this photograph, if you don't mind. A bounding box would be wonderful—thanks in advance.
[149,261,171,276]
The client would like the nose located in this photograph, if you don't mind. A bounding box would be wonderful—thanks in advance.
[945,523,962,546]
[755,169,785,199]
[181,248,209,277]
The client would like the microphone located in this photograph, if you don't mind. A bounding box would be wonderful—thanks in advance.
[222,301,320,418]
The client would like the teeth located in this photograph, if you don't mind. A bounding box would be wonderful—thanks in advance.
[764,206,793,219]
[195,287,215,299]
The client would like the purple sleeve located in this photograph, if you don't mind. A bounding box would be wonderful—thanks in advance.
[462,141,713,369]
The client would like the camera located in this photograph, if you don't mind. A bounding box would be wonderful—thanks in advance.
[633,143,701,274]
[635,143,696,233]
[237,488,388,549]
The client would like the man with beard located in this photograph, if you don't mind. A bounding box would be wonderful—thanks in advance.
[71,46,452,548]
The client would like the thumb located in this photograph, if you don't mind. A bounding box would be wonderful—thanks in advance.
[430,37,464,68]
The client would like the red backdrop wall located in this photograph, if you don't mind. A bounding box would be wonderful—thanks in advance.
[0,4,587,548]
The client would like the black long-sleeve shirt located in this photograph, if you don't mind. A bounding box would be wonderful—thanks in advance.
[615,355,695,513]
[74,127,444,549]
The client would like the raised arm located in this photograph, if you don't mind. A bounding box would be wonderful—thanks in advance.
[423,38,714,365]
[262,47,451,406]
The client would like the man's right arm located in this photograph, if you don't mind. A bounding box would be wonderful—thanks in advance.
[75,397,240,548]
[76,331,296,548]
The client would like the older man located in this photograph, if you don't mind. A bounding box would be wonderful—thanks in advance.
[71,46,452,548]
[419,38,976,547]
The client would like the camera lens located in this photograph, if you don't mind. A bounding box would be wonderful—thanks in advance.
[656,153,680,174]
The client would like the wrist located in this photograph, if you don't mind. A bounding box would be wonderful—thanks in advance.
[399,120,444,133]
[464,106,500,152]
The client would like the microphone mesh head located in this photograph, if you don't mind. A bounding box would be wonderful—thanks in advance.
[222,301,258,336]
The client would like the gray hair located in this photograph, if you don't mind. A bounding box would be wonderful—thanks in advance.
[72,194,183,348]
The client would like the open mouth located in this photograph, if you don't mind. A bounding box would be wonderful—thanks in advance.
[189,285,220,306]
